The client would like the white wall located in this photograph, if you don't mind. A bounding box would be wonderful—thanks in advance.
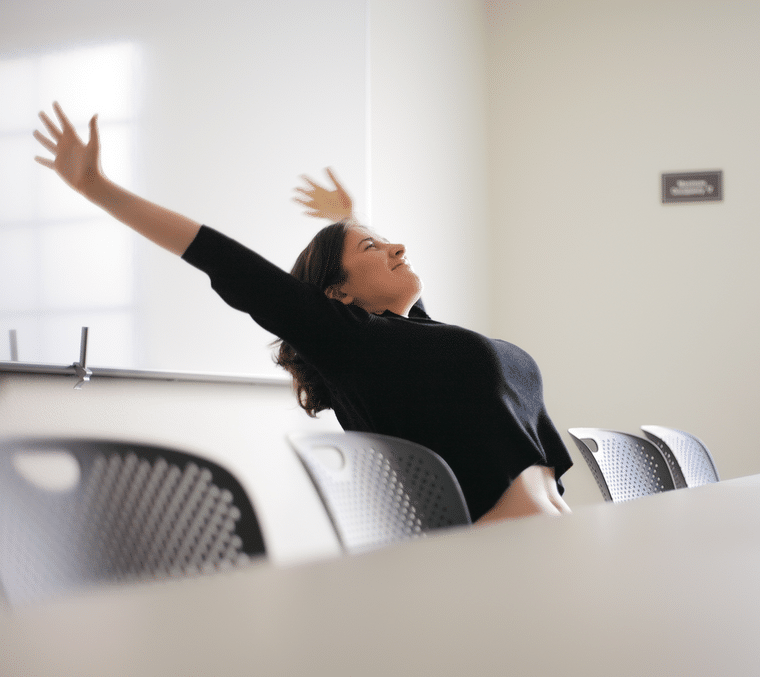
[486,0,760,504]
[369,0,492,333]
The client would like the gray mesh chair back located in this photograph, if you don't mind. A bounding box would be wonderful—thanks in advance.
[641,425,719,487]
[288,432,471,553]
[568,428,676,502]
[0,437,265,607]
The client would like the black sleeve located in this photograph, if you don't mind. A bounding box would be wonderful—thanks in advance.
[182,225,367,367]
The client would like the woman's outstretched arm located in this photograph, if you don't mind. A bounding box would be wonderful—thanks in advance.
[34,102,201,256]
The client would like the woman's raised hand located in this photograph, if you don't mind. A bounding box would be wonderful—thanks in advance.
[34,102,102,195]
[293,167,354,222]
[32,101,200,256]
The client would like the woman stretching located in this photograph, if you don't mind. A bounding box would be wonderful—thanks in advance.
[34,102,572,524]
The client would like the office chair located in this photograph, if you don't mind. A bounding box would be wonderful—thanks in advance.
[568,428,676,502]
[288,431,471,553]
[641,425,719,487]
[0,437,266,607]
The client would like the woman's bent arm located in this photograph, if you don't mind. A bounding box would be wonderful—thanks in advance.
[34,102,200,256]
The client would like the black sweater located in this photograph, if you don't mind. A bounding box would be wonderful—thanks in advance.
[183,226,572,520]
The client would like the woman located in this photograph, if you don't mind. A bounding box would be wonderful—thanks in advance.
[34,102,572,524]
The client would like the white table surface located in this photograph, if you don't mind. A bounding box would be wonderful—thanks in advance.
[2,474,760,677]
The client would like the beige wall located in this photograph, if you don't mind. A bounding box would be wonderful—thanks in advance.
[369,0,493,334]
[486,0,760,504]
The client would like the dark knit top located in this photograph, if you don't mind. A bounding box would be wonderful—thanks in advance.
[183,226,572,521]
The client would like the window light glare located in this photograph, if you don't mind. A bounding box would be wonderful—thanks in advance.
[0,41,141,368]
[0,58,37,131]
[37,43,140,122]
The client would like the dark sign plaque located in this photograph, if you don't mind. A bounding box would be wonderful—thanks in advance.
[662,170,722,204]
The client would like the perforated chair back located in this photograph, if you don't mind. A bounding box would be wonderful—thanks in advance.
[288,432,471,553]
[568,428,676,502]
[641,425,719,487]
[0,437,265,607]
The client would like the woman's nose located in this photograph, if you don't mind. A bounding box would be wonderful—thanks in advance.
[391,242,406,257]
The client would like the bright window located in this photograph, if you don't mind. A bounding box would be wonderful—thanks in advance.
[0,42,141,366]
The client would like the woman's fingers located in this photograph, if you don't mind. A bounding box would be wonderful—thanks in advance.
[299,175,319,190]
[33,129,57,155]
[325,167,344,191]
[88,114,100,152]
[38,103,82,145]
[38,110,62,141]
[34,155,55,169]
[294,170,352,220]
[53,101,77,134]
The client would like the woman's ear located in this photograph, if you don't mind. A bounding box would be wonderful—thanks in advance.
[325,285,354,305]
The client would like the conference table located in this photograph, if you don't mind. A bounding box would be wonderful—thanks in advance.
[2,473,760,676]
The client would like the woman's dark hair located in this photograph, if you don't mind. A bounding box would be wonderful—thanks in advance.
[273,221,350,417]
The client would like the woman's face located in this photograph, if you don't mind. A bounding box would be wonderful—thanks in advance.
[330,225,423,316]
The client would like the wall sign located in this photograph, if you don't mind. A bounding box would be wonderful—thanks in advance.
[662,170,723,204]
